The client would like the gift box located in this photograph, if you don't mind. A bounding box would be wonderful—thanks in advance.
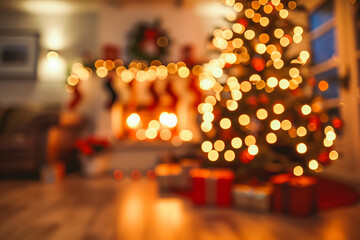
[177,159,201,190]
[40,163,65,183]
[270,173,293,213]
[289,176,317,217]
[232,184,253,209]
[270,173,318,217]
[215,170,234,207]
[190,168,234,207]
[155,163,182,192]
[190,168,208,205]
[232,184,273,212]
[249,185,273,212]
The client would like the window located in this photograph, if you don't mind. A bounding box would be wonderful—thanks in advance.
[309,0,340,100]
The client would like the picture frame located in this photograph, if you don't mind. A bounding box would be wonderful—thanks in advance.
[0,29,39,80]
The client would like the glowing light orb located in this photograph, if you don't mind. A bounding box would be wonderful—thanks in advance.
[159,112,178,128]
[127,113,141,129]
[296,143,307,154]
[293,166,303,176]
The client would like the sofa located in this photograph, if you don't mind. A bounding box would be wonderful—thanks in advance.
[0,105,59,179]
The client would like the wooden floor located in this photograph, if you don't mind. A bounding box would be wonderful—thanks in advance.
[0,176,359,240]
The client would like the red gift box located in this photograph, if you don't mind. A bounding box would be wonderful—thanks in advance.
[270,173,292,213]
[289,176,317,217]
[190,169,208,205]
[270,174,318,217]
[190,169,234,207]
[215,170,234,207]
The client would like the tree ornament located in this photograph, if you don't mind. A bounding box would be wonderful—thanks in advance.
[240,150,254,164]
[251,57,266,72]
[237,18,248,28]
[318,151,331,164]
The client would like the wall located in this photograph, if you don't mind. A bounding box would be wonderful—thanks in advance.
[0,9,98,106]
[0,1,229,106]
[98,1,230,63]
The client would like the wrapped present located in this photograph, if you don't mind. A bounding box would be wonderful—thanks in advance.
[190,168,209,205]
[270,173,292,213]
[232,184,273,212]
[289,176,317,217]
[155,163,182,192]
[40,163,65,183]
[215,170,234,207]
[270,173,318,217]
[177,159,201,190]
[249,185,273,212]
[232,184,253,209]
[190,168,234,207]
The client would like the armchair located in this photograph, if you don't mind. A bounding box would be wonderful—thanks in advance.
[0,106,59,179]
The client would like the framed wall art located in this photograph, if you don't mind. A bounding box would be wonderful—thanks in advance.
[0,29,39,80]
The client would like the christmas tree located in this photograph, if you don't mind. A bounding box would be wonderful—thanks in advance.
[198,0,341,181]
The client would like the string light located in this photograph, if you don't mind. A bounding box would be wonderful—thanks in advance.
[214,140,225,152]
[239,114,250,126]
[208,150,219,161]
[245,135,256,146]
[309,160,319,170]
[301,105,312,115]
[293,166,303,176]
[220,118,232,129]
[201,141,213,153]
[248,145,259,156]
[329,150,339,160]
[256,109,268,120]
[224,150,235,162]
[127,113,141,129]
[266,133,277,144]
[160,129,172,141]
[270,120,281,131]
[231,137,243,149]
[296,143,307,154]
[179,130,193,142]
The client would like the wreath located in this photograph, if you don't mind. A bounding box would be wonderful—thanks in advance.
[127,20,171,63]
